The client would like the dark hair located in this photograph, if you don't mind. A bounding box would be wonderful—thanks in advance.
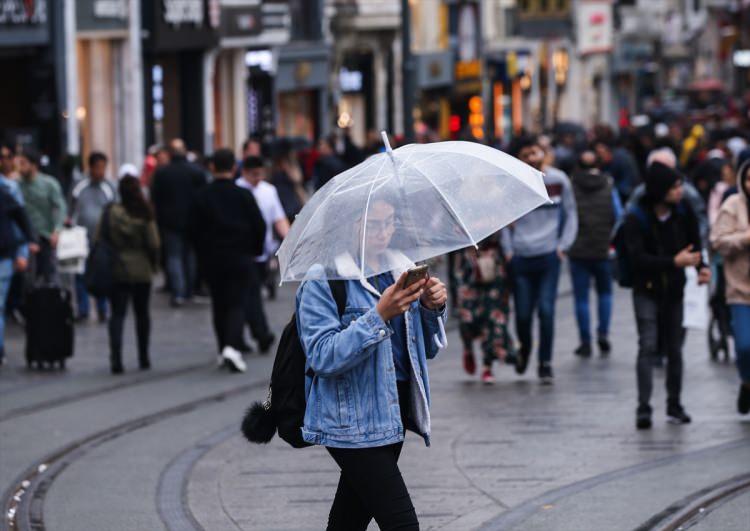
[242,134,262,153]
[592,138,614,150]
[118,176,153,220]
[19,147,41,166]
[88,151,108,168]
[509,135,539,158]
[212,148,236,173]
[242,155,264,170]
[318,135,335,151]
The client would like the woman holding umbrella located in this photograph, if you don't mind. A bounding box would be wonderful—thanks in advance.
[296,193,448,530]
[282,134,549,529]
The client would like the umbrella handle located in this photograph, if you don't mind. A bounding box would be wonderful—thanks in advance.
[433,317,447,349]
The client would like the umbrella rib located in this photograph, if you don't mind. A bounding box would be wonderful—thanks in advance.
[331,174,393,196]
[410,165,478,249]
[359,159,390,279]
[280,156,380,266]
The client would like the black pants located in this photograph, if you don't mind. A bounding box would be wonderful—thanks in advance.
[108,282,151,365]
[209,269,249,352]
[243,262,271,342]
[325,381,418,531]
[633,293,685,407]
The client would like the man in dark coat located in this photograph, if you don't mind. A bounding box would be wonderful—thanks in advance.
[623,162,710,429]
[190,149,266,373]
[151,138,206,306]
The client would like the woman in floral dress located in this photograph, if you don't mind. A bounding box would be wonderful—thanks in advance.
[455,234,515,384]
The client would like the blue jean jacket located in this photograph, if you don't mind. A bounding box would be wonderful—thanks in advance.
[296,254,446,449]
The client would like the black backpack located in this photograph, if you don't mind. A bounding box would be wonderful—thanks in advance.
[242,279,347,448]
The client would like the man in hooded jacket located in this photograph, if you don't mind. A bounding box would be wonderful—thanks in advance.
[623,162,710,430]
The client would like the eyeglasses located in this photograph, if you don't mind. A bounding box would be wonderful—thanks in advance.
[365,217,395,234]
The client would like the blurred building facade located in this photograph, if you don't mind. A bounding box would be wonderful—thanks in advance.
[0,0,748,169]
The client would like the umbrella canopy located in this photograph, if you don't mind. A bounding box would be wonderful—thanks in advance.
[277,134,550,282]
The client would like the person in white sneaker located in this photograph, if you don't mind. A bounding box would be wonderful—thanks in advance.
[189,149,266,373]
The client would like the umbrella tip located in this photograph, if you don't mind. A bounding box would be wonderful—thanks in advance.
[380,131,392,153]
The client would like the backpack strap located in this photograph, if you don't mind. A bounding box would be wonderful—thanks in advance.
[631,204,649,231]
[327,279,347,318]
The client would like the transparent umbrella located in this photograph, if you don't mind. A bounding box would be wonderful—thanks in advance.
[277,132,550,283]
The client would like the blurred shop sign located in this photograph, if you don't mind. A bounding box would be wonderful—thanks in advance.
[455,60,481,81]
[415,51,453,89]
[0,0,47,25]
[576,0,612,56]
[93,0,127,19]
[164,0,204,27]
[220,5,262,37]
[78,0,128,32]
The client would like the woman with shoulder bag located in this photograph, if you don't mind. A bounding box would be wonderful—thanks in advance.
[99,172,160,374]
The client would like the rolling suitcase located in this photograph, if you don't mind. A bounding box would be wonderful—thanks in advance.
[24,285,74,369]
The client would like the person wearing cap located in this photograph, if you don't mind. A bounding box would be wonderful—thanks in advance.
[70,152,116,322]
[623,162,711,430]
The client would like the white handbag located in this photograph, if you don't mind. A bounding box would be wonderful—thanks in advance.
[56,226,89,261]
[682,267,709,330]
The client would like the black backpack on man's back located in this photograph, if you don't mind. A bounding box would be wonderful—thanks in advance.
[242,280,347,448]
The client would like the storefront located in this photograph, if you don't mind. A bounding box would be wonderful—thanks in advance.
[275,45,329,142]
[337,52,375,147]
[212,0,291,153]
[76,0,129,175]
[449,0,483,141]
[142,0,218,153]
[0,0,64,164]
[414,51,453,140]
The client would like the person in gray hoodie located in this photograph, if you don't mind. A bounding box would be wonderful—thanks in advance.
[501,136,578,384]
[70,152,116,322]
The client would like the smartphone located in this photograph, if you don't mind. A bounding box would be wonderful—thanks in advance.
[403,265,429,288]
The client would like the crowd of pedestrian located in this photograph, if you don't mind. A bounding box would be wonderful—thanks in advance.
[0,113,748,429]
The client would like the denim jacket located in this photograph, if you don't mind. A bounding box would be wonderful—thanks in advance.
[296,252,446,449]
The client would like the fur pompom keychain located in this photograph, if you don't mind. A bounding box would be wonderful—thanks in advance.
[241,389,276,443]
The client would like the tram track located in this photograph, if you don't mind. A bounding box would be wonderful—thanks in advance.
[0,379,264,531]
[0,362,214,423]
[637,473,750,531]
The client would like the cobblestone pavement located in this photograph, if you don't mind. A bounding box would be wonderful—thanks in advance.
[1,270,748,531]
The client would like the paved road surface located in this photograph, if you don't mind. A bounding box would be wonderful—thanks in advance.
[1,269,748,530]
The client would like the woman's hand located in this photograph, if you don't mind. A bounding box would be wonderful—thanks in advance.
[420,276,447,310]
[376,272,427,321]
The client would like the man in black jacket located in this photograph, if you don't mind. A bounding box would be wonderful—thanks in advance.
[624,162,710,429]
[151,139,206,306]
[190,149,266,373]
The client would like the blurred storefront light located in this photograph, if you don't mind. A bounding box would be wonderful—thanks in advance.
[734,50,750,68]
[245,49,273,72]
[552,49,569,85]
